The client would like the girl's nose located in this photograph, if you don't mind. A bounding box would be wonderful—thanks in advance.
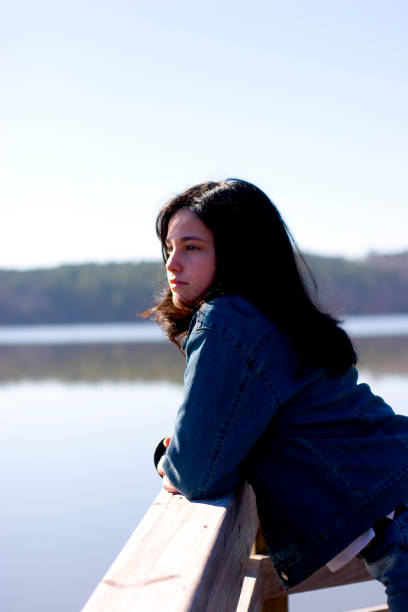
[166,249,182,272]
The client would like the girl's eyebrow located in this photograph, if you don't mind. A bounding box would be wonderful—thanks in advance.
[165,235,211,244]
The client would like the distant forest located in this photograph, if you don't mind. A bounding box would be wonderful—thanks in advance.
[0,252,407,325]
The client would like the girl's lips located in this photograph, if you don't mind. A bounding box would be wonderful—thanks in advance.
[170,279,188,288]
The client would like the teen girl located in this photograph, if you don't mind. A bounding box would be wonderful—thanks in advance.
[148,179,408,611]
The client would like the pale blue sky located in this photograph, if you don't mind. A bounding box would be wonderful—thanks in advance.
[2,0,407,268]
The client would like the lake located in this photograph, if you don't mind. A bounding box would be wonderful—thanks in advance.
[1,316,408,611]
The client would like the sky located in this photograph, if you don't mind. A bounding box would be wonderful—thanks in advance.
[2,0,407,269]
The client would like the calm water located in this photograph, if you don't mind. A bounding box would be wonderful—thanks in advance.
[1,318,408,612]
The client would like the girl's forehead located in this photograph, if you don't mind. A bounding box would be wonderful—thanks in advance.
[166,209,213,241]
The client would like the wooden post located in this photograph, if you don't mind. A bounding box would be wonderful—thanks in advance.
[262,597,288,612]
[253,526,288,612]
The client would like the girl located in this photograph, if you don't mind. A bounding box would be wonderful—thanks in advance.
[147,179,408,611]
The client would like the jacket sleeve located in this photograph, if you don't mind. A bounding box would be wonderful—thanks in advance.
[162,326,278,500]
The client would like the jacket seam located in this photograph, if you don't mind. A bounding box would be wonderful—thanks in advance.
[189,324,279,405]
[186,326,279,497]
[199,367,252,498]
[188,325,255,366]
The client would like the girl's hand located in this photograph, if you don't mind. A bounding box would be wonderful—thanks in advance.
[162,475,180,494]
[157,454,166,477]
[157,437,180,493]
[154,436,171,476]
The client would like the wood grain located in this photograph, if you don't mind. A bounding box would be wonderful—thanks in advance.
[82,483,259,612]
[82,481,378,612]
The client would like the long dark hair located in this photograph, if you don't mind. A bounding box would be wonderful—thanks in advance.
[146,179,356,373]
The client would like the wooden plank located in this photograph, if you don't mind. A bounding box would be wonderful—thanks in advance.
[345,606,387,612]
[82,483,259,612]
[235,555,290,612]
[82,479,382,612]
[236,556,263,612]
[257,554,372,601]
[193,483,259,611]
[289,556,372,594]
[261,596,288,612]
[254,526,268,554]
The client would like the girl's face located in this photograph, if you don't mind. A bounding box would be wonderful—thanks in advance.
[165,208,216,309]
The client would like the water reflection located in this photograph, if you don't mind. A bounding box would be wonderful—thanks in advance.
[1,334,406,612]
[0,342,185,384]
[0,335,407,384]
[354,336,408,376]
[0,381,182,612]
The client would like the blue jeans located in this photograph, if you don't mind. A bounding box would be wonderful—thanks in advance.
[360,505,408,612]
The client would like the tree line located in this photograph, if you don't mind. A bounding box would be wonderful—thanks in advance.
[0,252,407,325]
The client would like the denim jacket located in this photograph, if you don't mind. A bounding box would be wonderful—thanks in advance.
[162,295,408,587]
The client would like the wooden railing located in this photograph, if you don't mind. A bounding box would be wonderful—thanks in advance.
[82,483,382,612]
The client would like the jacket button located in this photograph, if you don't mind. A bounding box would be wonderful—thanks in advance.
[280,571,289,581]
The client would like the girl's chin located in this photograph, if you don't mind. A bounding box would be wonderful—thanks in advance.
[172,294,191,309]
[171,291,204,310]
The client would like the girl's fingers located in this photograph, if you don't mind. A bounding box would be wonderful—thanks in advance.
[157,455,165,476]
[163,475,180,494]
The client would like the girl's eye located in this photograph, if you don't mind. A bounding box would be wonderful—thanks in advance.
[186,245,199,251]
